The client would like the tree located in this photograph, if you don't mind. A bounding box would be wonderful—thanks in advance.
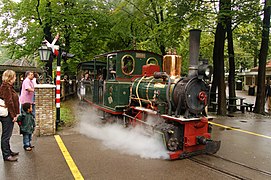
[0,0,110,74]
[233,1,262,68]
[211,0,228,115]
[254,0,271,114]
[226,0,236,110]
[0,0,266,80]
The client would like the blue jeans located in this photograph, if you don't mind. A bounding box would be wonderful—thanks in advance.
[23,133,32,148]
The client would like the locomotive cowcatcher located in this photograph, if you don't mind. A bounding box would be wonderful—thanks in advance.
[77,30,220,160]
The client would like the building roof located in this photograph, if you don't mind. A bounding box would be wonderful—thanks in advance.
[0,59,42,73]
[1,59,34,67]
[251,60,271,72]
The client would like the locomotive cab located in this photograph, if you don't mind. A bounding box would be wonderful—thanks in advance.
[82,50,164,112]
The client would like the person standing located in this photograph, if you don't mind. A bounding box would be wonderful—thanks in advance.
[0,70,20,162]
[32,72,39,117]
[32,72,39,86]
[20,71,35,117]
[17,103,35,151]
[266,83,271,113]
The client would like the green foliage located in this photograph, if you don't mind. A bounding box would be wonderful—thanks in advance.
[0,0,268,75]
[0,46,10,64]
[60,100,75,127]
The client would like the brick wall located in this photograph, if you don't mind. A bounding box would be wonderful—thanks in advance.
[35,84,56,136]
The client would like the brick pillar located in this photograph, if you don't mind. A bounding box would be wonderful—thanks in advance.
[35,84,56,136]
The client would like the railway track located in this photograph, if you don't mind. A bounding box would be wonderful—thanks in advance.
[189,154,271,180]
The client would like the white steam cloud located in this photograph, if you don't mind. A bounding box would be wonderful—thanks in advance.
[75,106,169,159]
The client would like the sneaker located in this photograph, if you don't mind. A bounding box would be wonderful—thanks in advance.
[30,145,35,148]
[24,147,32,151]
[4,156,18,162]
[10,151,19,156]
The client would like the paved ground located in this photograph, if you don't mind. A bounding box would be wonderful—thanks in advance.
[0,91,270,179]
[234,89,268,111]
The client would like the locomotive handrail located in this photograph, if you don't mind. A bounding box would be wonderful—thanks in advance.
[161,114,214,122]
[134,106,157,114]
[146,77,155,110]
[135,75,146,107]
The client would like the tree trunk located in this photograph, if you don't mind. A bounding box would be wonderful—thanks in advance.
[62,1,73,75]
[211,0,228,115]
[210,66,218,103]
[213,23,227,115]
[63,25,71,74]
[44,0,53,78]
[254,0,271,114]
[253,48,258,68]
[226,3,236,111]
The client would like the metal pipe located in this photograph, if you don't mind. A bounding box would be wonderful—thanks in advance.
[165,73,172,115]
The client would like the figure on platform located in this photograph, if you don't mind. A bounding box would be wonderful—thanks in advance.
[20,71,35,117]
[266,82,271,113]
[17,103,35,151]
[63,74,70,94]
[84,73,90,81]
[0,70,20,162]
[32,72,40,86]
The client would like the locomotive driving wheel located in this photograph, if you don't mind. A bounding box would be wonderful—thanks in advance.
[157,123,182,151]
[166,136,179,151]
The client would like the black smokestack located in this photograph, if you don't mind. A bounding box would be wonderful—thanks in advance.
[188,29,201,77]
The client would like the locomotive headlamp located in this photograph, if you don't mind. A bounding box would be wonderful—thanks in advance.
[198,64,213,79]
[205,67,211,77]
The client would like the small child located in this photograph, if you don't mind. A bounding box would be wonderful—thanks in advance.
[17,103,35,151]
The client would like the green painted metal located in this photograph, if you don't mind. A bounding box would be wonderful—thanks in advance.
[157,103,166,114]
[78,50,164,113]
[115,51,162,78]
[132,77,169,103]
[94,50,163,79]
[103,81,132,110]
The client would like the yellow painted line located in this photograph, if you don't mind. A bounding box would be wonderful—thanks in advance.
[54,135,84,180]
[209,121,271,139]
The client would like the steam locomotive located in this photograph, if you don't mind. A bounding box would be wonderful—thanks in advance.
[77,30,220,160]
